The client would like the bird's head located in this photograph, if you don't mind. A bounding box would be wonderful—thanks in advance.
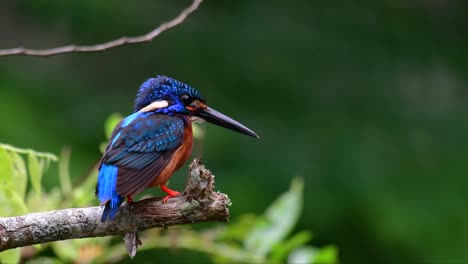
[134,75,259,138]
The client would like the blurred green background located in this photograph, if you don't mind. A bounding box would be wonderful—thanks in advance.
[1,0,468,263]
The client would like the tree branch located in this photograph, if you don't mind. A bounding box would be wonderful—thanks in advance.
[0,158,229,258]
[0,0,203,57]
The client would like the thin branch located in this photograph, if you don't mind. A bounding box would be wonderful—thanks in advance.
[0,0,203,57]
[0,158,230,258]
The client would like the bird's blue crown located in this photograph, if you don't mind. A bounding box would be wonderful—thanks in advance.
[134,75,205,114]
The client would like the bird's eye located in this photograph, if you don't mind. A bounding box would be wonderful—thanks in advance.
[180,94,191,104]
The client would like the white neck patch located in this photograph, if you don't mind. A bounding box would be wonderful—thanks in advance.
[139,100,169,112]
[190,116,205,123]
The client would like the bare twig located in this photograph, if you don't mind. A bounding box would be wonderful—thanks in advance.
[0,158,230,258]
[0,0,203,57]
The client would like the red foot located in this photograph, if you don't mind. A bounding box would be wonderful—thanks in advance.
[160,184,180,203]
[127,195,134,203]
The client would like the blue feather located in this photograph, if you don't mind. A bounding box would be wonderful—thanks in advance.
[122,112,143,127]
[110,131,122,147]
[133,76,204,112]
[97,163,123,221]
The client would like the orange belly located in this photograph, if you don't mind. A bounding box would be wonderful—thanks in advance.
[149,118,193,187]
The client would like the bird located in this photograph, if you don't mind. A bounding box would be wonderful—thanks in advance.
[96,75,258,222]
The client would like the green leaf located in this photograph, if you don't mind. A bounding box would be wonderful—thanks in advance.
[0,248,21,264]
[0,186,13,216]
[28,152,44,199]
[24,256,58,264]
[0,148,27,216]
[6,188,28,215]
[288,246,317,264]
[218,214,257,242]
[0,147,27,216]
[104,113,123,140]
[288,245,338,264]
[0,143,58,162]
[32,244,42,250]
[51,240,78,261]
[71,170,98,207]
[9,152,27,200]
[26,188,61,212]
[270,230,312,262]
[244,178,304,258]
[58,147,72,194]
[313,245,339,264]
[0,147,14,187]
[0,185,27,216]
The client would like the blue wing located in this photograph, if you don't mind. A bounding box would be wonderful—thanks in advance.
[96,112,186,221]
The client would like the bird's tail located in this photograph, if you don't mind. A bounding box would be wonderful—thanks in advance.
[101,198,123,222]
[96,163,124,222]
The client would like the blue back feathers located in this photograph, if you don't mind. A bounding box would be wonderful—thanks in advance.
[106,115,185,169]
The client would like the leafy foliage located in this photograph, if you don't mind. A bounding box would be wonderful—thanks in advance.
[0,115,337,263]
[0,144,58,264]
[96,178,337,264]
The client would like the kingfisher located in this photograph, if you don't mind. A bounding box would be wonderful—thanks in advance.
[96,75,258,222]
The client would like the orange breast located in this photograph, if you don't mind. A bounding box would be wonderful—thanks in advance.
[149,117,193,187]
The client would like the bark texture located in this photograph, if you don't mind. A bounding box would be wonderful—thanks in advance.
[0,158,229,257]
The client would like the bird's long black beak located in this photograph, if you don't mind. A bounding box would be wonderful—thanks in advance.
[194,107,259,138]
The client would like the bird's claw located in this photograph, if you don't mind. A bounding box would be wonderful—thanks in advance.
[160,184,180,203]
[162,191,180,203]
